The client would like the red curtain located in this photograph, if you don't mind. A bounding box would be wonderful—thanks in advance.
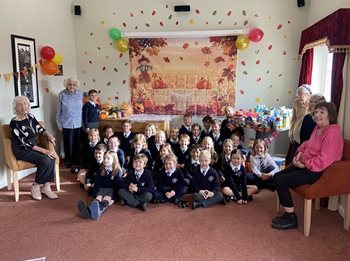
[331,53,346,111]
[298,8,350,112]
[298,48,313,86]
[299,9,350,55]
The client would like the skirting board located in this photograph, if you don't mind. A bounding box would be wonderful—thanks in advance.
[0,168,37,189]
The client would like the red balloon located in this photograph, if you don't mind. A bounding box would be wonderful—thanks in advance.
[249,28,264,42]
[40,46,56,60]
[42,60,58,75]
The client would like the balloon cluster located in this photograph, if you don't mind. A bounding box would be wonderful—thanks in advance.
[40,46,63,75]
[235,28,264,51]
[109,28,129,52]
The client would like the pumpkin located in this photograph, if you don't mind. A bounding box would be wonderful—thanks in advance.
[99,112,108,119]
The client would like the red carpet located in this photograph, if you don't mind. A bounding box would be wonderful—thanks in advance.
[0,169,349,261]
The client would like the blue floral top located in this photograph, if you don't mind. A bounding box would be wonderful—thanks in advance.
[10,114,45,150]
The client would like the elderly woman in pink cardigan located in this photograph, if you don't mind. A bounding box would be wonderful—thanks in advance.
[271,101,343,230]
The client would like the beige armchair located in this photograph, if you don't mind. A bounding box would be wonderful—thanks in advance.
[1,122,60,202]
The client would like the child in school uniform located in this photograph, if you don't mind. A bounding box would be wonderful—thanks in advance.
[77,150,123,220]
[230,133,249,156]
[223,150,258,204]
[107,135,126,168]
[201,136,221,181]
[174,134,191,168]
[82,89,100,134]
[183,144,202,193]
[210,119,225,155]
[167,127,180,152]
[118,154,155,211]
[153,154,187,204]
[102,125,115,145]
[118,119,134,159]
[192,150,225,209]
[128,134,153,170]
[179,113,192,136]
[144,123,157,149]
[249,139,279,191]
[216,139,234,181]
[190,123,202,146]
[80,143,108,196]
[77,128,103,181]
[201,115,213,138]
[153,143,175,180]
[149,130,166,160]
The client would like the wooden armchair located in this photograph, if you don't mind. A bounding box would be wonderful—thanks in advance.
[277,139,350,237]
[1,122,60,202]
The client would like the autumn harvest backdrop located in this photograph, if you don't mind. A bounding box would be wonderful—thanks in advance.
[129,36,237,115]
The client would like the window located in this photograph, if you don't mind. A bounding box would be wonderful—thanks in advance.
[311,44,333,101]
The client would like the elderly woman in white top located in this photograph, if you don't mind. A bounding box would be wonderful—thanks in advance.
[10,96,58,200]
[285,84,312,165]
[56,77,83,168]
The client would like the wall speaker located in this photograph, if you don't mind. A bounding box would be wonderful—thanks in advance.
[297,0,305,7]
[174,5,191,12]
[74,5,81,16]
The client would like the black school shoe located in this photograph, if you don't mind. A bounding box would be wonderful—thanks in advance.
[137,202,147,211]
[271,213,298,230]
[77,199,91,219]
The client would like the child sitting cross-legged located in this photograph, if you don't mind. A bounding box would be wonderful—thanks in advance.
[223,150,258,204]
[152,154,188,204]
[192,150,225,209]
[77,150,123,220]
[118,154,155,211]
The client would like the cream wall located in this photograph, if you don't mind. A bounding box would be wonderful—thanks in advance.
[73,0,309,128]
[0,0,77,188]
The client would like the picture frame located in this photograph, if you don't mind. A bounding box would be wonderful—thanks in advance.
[11,34,39,108]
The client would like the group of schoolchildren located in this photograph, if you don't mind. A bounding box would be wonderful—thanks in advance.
[77,90,280,220]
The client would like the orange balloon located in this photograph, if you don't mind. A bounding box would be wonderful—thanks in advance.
[42,60,58,75]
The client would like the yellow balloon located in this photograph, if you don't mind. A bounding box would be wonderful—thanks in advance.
[114,38,129,52]
[52,53,63,65]
[235,35,250,50]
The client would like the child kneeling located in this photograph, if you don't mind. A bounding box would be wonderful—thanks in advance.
[77,150,123,220]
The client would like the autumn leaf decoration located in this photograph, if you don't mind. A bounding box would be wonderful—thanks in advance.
[222,67,236,82]
[129,38,168,58]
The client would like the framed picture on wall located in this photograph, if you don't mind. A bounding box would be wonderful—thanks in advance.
[11,34,39,108]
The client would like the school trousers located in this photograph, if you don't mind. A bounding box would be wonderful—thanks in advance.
[118,189,153,207]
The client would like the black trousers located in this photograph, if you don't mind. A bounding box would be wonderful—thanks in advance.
[62,127,81,164]
[12,145,55,184]
[274,166,322,208]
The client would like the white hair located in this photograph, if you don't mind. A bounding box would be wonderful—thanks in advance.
[13,95,31,114]
[297,84,312,95]
[63,77,80,88]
